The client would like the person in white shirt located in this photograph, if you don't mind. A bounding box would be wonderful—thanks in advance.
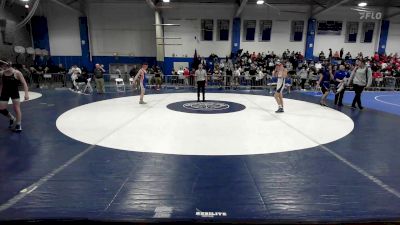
[256,68,265,81]
[233,66,241,89]
[298,66,308,90]
[177,67,184,85]
[315,62,322,71]
[69,65,82,90]
[115,67,122,78]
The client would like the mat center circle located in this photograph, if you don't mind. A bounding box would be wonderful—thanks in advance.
[167,100,245,114]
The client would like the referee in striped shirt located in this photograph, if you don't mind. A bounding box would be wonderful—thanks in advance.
[195,64,207,102]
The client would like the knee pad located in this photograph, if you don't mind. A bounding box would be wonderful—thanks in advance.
[0,109,9,116]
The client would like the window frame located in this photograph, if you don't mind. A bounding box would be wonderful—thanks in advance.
[243,20,257,42]
[201,19,214,41]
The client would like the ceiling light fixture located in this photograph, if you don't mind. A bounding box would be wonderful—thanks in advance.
[163,0,170,3]
[24,4,29,8]
[257,0,264,4]
[358,2,367,7]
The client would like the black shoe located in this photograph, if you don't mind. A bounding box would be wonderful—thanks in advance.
[337,103,343,107]
[13,124,22,133]
[197,100,200,102]
[350,105,357,110]
[275,108,284,113]
[358,106,364,110]
[8,118,15,129]
[202,100,205,102]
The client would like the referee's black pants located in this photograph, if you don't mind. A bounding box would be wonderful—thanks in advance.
[197,81,205,101]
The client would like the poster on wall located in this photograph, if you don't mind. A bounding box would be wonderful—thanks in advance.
[173,62,189,71]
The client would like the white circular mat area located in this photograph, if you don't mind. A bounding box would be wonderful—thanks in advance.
[56,93,354,156]
[8,91,42,104]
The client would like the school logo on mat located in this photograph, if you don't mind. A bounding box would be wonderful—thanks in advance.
[183,102,230,111]
[196,209,227,218]
[167,100,245,114]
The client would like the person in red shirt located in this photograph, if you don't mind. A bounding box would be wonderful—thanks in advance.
[183,67,190,86]
[251,52,256,61]
[374,52,379,62]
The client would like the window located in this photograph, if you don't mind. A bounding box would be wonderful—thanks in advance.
[201,19,214,41]
[243,20,256,41]
[217,20,229,41]
[259,20,272,41]
[291,21,304,42]
[361,22,374,43]
[345,22,359,43]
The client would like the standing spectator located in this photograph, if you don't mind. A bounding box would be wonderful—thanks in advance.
[190,68,195,86]
[183,67,190,86]
[154,66,162,91]
[319,51,325,61]
[115,66,122,78]
[347,59,372,110]
[329,48,333,60]
[58,64,67,87]
[334,65,349,106]
[225,66,233,88]
[81,66,89,80]
[129,65,138,78]
[21,64,31,86]
[249,63,257,89]
[177,67,184,85]
[374,52,380,62]
[35,66,44,88]
[345,52,352,60]
[298,65,308,91]
[340,48,344,59]
[94,64,105,94]
[333,51,340,60]
[233,66,241,89]
[129,65,140,90]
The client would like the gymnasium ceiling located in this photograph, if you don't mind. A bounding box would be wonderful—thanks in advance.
[8,0,400,8]
[7,0,400,13]
[151,0,399,7]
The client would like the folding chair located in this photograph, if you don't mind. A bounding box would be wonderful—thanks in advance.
[42,73,52,88]
[115,78,125,92]
[82,78,93,94]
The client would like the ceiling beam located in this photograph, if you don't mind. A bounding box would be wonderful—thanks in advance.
[235,0,248,18]
[309,0,326,9]
[66,0,79,6]
[48,0,83,15]
[145,0,157,11]
[385,10,400,19]
[312,0,351,17]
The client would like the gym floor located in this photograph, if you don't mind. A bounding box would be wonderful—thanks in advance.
[0,88,399,223]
